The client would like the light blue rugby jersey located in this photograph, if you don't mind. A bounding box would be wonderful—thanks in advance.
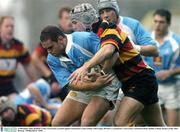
[47,32,100,88]
[119,16,157,47]
[145,31,180,84]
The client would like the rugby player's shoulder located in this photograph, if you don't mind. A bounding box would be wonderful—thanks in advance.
[72,31,96,39]
[47,54,59,64]
[11,38,24,45]
[172,32,180,42]
[121,16,140,24]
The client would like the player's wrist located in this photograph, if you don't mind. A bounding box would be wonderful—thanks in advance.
[169,69,175,76]
[84,62,91,70]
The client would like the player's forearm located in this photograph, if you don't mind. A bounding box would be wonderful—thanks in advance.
[32,53,52,77]
[85,45,116,70]
[24,63,38,81]
[102,52,119,73]
[138,45,159,57]
[28,85,48,107]
[170,67,180,76]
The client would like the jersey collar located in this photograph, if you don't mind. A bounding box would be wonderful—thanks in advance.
[65,34,73,54]
[151,30,172,47]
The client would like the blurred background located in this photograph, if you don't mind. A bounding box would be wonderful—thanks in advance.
[0,0,180,89]
[1,0,180,51]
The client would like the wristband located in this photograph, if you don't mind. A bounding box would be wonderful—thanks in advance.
[135,45,141,52]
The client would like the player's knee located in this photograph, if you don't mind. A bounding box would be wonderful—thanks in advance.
[51,117,68,126]
[51,118,60,126]
[113,115,129,126]
[81,116,96,126]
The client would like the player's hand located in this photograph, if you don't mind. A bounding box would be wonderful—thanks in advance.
[51,82,62,93]
[95,74,115,88]
[156,70,173,81]
[68,65,89,84]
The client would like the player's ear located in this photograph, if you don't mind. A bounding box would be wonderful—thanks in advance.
[58,35,64,41]
[57,35,65,43]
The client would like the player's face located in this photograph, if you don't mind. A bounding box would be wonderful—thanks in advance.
[59,11,73,34]
[99,8,118,24]
[72,20,86,31]
[41,38,66,57]
[1,108,15,122]
[0,18,14,41]
[153,15,169,36]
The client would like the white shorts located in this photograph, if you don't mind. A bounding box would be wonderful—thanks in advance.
[158,83,180,109]
[66,76,121,105]
[66,90,91,104]
[117,88,124,101]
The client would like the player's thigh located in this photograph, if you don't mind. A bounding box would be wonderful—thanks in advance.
[81,96,110,126]
[114,96,144,126]
[52,98,87,126]
[165,109,179,126]
[141,102,166,126]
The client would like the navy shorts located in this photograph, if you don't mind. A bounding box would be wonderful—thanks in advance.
[0,82,18,96]
[121,69,159,105]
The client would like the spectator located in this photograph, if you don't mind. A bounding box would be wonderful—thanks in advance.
[0,16,37,98]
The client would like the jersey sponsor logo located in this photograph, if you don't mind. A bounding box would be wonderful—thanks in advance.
[0,59,17,70]
[153,56,162,66]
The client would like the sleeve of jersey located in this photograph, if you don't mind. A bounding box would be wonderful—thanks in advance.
[98,22,124,51]
[134,21,157,47]
[174,48,180,67]
[17,45,31,64]
[47,54,71,88]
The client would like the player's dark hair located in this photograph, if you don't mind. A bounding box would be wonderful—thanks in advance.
[40,26,65,42]
[153,9,171,25]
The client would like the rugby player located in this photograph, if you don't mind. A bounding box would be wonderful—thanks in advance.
[145,9,180,126]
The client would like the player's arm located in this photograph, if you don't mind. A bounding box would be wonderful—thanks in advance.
[134,20,159,57]
[48,54,113,91]
[102,52,119,73]
[134,44,159,57]
[69,73,114,91]
[31,48,52,77]
[84,44,116,71]
[172,47,180,76]
[27,83,48,108]
[19,45,38,81]
[69,44,117,83]
[156,49,180,80]
[23,63,38,81]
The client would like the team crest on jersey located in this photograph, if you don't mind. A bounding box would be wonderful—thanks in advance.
[153,57,162,66]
